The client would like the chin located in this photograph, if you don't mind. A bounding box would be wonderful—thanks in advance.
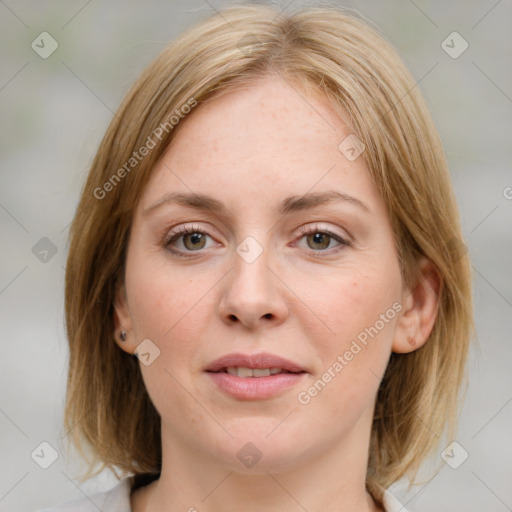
[203,425,313,474]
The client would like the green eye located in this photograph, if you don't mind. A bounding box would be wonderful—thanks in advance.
[164,226,215,255]
[182,232,207,251]
[163,225,350,258]
[306,232,333,250]
[297,226,350,257]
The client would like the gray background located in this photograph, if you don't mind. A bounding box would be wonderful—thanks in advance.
[1,1,511,511]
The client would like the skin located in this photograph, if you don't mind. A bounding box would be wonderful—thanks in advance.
[114,75,440,512]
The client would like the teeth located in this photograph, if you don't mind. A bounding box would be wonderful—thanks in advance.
[253,368,271,377]
[237,367,253,378]
[226,367,284,377]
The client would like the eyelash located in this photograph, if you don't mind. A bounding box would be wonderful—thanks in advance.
[162,223,351,258]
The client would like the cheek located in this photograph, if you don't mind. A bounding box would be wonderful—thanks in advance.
[126,263,212,420]
[298,262,401,406]
[300,266,400,346]
[126,251,207,341]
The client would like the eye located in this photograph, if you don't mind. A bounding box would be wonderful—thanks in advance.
[181,232,208,250]
[295,225,350,256]
[163,223,351,258]
[163,225,217,255]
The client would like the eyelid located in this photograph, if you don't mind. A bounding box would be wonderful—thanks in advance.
[292,223,351,256]
[162,223,219,252]
[295,222,351,243]
[163,223,212,240]
[162,222,351,257]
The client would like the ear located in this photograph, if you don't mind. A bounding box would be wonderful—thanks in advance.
[113,280,135,354]
[392,257,442,354]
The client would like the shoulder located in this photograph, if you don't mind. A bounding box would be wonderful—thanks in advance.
[35,477,133,512]
[382,488,408,512]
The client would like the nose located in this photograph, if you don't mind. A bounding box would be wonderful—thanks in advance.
[217,244,289,330]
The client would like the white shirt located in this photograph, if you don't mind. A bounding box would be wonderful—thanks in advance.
[37,477,408,512]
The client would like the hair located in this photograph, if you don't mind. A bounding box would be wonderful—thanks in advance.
[63,1,474,503]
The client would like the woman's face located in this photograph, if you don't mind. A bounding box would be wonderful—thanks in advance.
[116,76,412,473]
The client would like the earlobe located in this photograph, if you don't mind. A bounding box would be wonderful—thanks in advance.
[113,283,134,353]
[392,257,442,354]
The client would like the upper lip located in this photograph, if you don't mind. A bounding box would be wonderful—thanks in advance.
[205,352,306,373]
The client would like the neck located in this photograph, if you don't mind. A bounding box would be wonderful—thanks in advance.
[132,415,383,512]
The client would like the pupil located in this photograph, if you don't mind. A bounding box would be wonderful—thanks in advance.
[185,233,205,250]
[309,232,329,250]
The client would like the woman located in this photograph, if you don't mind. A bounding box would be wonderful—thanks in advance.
[39,3,474,511]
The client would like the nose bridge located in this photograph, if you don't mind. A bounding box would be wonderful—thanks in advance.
[234,234,273,290]
[218,232,288,328]
[232,232,277,302]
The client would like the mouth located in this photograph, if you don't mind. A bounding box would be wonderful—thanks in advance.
[205,352,306,373]
[211,366,304,378]
[205,352,307,400]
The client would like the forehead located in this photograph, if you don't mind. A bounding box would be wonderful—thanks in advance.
[137,76,383,219]
[173,76,348,158]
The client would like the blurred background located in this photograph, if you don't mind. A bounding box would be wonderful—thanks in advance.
[1,1,511,511]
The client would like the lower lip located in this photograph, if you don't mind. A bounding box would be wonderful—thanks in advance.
[206,371,306,400]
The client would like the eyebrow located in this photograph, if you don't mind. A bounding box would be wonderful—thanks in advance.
[143,190,371,217]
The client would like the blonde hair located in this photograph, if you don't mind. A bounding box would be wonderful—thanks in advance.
[63,2,474,502]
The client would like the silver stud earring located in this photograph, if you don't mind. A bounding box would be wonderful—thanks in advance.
[119,330,127,342]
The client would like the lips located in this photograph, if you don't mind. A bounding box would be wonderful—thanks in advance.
[205,352,306,374]
[205,352,307,400]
